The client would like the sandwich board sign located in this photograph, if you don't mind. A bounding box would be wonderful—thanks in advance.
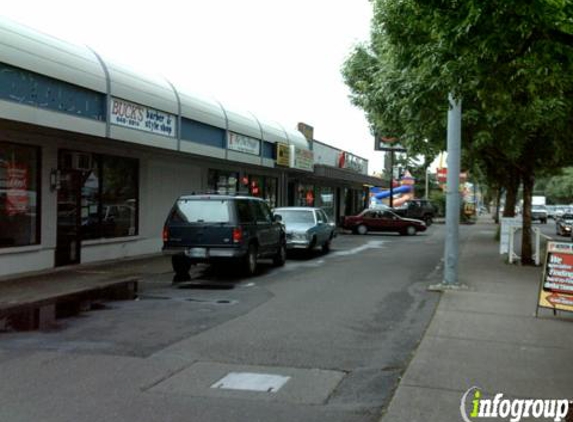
[536,241,573,316]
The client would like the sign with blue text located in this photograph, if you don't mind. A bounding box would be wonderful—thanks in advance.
[110,97,176,138]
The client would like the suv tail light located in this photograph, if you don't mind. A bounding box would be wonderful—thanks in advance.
[162,226,169,242]
[232,227,243,243]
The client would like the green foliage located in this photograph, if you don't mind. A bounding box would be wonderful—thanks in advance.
[343,0,573,263]
[342,0,573,176]
[429,190,446,217]
[545,167,573,203]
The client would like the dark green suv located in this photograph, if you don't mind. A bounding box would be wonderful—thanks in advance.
[392,199,437,226]
[162,194,286,279]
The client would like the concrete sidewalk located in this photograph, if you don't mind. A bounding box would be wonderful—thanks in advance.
[381,218,573,421]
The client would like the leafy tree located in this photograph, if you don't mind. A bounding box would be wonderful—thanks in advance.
[343,0,573,264]
[545,167,573,204]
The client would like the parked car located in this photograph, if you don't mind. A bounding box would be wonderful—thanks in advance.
[273,207,336,253]
[531,205,548,223]
[392,199,436,226]
[546,205,556,219]
[556,212,573,236]
[162,194,286,279]
[342,209,427,236]
[554,205,569,219]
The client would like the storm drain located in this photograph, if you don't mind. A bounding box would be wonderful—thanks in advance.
[211,372,291,393]
[138,296,237,305]
[185,298,237,305]
[177,282,236,290]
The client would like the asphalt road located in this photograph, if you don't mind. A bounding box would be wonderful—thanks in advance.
[0,224,467,422]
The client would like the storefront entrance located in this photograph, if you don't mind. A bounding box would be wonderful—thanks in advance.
[55,169,82,266]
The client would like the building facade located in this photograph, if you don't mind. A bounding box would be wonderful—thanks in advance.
[0,17,382,277]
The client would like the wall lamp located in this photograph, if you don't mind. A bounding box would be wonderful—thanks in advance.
[50,169,61,192]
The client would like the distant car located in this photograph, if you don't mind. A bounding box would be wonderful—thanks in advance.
[531,205,548,223]
[342,209,427,236]
[555,205,569,220]
[556,212,573,236]
[162,194,286,279]
[273,207,336,253]
[546,205,556,219]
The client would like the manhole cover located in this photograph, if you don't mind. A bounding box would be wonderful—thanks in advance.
[211,372,291,393]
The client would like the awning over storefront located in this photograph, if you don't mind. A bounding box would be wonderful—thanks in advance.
[313,164,385,187]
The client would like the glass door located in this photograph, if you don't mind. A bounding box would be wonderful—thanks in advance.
[55,170,81,266]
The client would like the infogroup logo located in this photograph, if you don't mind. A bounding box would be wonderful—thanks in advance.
[460,387,571,422]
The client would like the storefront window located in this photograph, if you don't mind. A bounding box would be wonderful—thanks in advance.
[241,174,278,208]
[101,156,138,237]
[0,142,40,247]
[264,177,277,208]
[315,186,334,221]
[60,152,138,240]
[208,169,238,194]
[296,183,315,207]
[81,161,101,240]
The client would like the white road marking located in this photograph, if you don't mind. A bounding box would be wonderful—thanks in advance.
[275,240,387,273]
[330,240,387,257]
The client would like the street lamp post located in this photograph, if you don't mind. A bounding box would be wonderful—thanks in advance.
[443,94,462,286]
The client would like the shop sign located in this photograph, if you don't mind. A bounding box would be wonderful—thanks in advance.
[499,217,522,255]
[297,122,314,141]
[538,241,573,315]
[375,135,407,152]
[290,146,314,172]
[110,97,176,138]
[339,152,367,174]
[6,163,28,216]
[276,143,291,166]
[228,132,261,156]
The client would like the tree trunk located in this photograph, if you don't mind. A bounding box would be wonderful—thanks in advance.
[521,169,535,265]
[502,170,520,217]
[494,187,502,224]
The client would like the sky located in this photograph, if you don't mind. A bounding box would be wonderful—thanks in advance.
[1,1,385,173]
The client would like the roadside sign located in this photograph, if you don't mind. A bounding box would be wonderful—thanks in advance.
[499,217,522,255]
[537,241,573,315]
[374,135,407,152]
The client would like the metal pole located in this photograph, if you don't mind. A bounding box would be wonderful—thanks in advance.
[443,94,462,285]
[425,167,429,199]
[389,150,394,208]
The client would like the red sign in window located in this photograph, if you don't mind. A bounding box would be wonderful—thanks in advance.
[6,164,28,216]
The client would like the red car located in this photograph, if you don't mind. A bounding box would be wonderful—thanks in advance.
[342,209,427,236]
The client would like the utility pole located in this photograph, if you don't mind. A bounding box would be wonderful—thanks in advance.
[443,94,462,286]
[429,94,465,291]
[425,167,430,199]
[389,150,394,208]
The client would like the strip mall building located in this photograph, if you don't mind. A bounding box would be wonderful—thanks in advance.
[0,17,383,278]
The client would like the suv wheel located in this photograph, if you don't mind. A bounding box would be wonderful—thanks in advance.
[423,215,433,226]
[273,241,287,267]
[172,254,192,282]
[243,244,258,276]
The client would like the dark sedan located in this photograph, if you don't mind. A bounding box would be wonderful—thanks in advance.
[342,209,427,236]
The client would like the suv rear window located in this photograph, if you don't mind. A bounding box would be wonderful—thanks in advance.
[172,199,231,223]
